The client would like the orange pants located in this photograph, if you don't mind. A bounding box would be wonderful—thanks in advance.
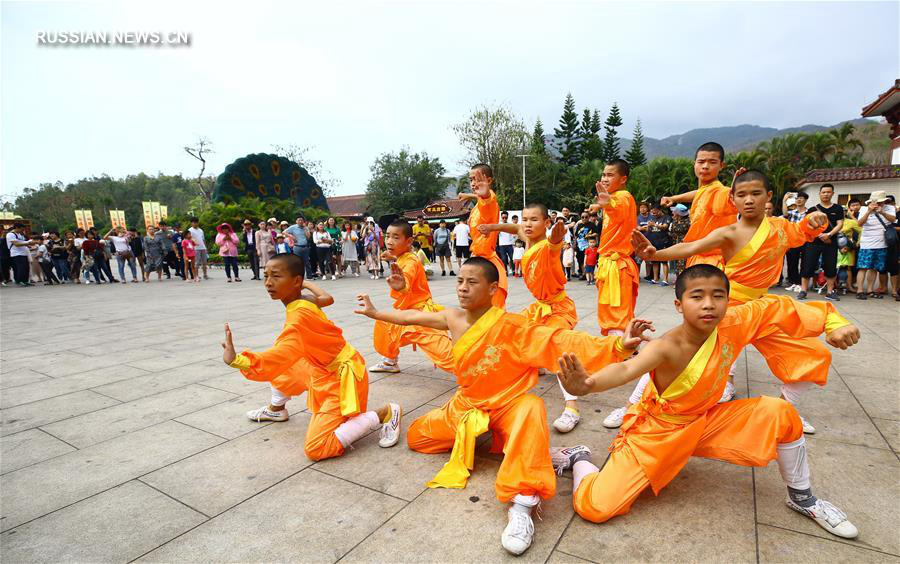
[373,319,455,371]
[596,260,639,334]
[407,391,555,502]
[573,396,802,523]
[272,361,369,462]
[474,252,507,308]
[686,253,725,270]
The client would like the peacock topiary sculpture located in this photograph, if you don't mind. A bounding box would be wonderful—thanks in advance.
[212,153,329,210]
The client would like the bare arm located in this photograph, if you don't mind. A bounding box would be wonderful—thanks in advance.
[301,280,334,308]
[557,339,667,397]
[632,226,728,262]
[354,294,450,331]
[458,192,479,202]
[661,190,697,207]
[477,223,520,236]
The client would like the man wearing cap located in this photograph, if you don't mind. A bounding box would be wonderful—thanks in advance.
[855,190,897,299]
[284,216,314,279]
[783,191,809,292]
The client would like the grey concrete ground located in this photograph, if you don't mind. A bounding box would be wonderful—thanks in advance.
[0,267,898,563]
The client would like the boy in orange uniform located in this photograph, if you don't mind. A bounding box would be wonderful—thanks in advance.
[355,257,653,555]
[222,254,402,461]
[458,163,507,308]
[632,170,832,433]
[554,265,860,539]
[478,204,584,433]
[660,142,739,269]
[369,220,455,374]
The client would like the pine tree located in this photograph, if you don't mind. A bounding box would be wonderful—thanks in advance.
[580,109,592,138]
[603,102,623,161]
[590,110,602,136]
[625,118,647,167]
[554,93,582,166]
[531,118,546,155]
[580,108,604,161]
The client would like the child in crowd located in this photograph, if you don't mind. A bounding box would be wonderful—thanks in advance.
[216,223,242,283]
[512,239,525,277]
[562,242,574,280]
[583,237,598,285]
[412,241,434,278]
[182,230,199,283]
[274,234,292,255]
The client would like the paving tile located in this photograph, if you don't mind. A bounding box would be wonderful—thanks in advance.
[365,372,457,414]
[197,372,270,396]
[0,368,50,390]
[0,480,207,562]
[138,468,405,562]
[126,350,221,373]
[0,390,120,436]
[0,364,151,409]
[92,360,237,402]
[0,428,76,474]
[872,418,900,453]
[546,550,596,564]
[0,420,222,531]
[757,524,899,563]
[755,438,900,555]
[557,458,757,563]
[842,375,900,421]
[174,393,280,439]
[143,415,313,516]
[345,455,574,562]
[41,384,236,448]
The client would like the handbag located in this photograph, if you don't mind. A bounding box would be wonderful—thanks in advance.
[874,213,899,248]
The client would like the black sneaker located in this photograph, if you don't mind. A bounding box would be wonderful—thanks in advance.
[856,293,867,300]
[449,271,455,276]
[797,291,808,300]
[441,271,446,276]
[825,292,840,301]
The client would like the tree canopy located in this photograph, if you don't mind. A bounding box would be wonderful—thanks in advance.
[364,149,447,218]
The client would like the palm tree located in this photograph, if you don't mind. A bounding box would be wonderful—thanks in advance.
[828,122,864,166]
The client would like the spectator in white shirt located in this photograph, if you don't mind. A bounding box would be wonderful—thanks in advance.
[5,223,38,286]
[105,226,140,283]
[189,217,210,280]
[452,221,471,270]
[497,211,516,275]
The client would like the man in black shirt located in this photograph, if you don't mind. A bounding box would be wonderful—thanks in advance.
[799,184,844,301]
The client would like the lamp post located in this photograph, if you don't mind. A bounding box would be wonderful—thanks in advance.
[515,154,531,211]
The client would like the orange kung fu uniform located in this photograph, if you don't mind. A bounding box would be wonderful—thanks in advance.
[596,189,639,334]
[469,190,507,308]
[230,299,369,461]
[683,180,738,269]
[520,239,577,329]
[573,295,849,523]
[725,214,830,386]
[373,251,454,371]
[408,308,633,502]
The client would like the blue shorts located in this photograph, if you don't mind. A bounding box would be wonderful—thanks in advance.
[857,247,888,271]
[585,265,596,274]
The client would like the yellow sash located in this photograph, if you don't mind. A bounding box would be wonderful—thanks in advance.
[596,253,623,306]
[527,291,568,323]
[415,297,443,312]
[728,281,768,303]
[426,407,490,489]
[451,306,505,365]
[660,329,718,401]
[325,343,366,416]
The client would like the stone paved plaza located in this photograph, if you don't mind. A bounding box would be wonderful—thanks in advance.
[0,268,898,563]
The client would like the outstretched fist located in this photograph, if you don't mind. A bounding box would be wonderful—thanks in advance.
[630,230,657,261]
[660,196,675,207]
[826,324,860,350]
[622,318,655,350]
[806,211,828,230]
[221,323,236,365]
[477,224,491,235]
[354,294,378,318]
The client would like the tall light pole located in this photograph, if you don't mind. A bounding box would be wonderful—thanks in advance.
[516,154,531,211]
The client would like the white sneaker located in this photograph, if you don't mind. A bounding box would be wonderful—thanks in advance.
[355,272,360,277]
[602,406,627,428]
[786,498,858,539]
[800,416,816,434]
[718,380,736,403]
[552,408,581,433]
[369,360,400,373]
[246,406,289,422]
[378,403,402,447]
[550,445,591,475]
[501,507,534,555]
[331,274,337,280]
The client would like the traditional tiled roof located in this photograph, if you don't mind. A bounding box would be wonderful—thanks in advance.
[402,198,473,220]
[326,194,368,217]
[862,79,900,117]
[798,165,900,185]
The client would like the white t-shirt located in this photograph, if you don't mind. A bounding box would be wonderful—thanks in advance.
[6,232,30,257]
[108,235,130,253]
[313,230,332,248]
[74,237,85,249]
[453,223,470,246]
[188,227,206,250]
[498,226,516,246]
[513,246,525,260]
[858,205,896,249]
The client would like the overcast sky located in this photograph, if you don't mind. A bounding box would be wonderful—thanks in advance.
[2,1,897,199]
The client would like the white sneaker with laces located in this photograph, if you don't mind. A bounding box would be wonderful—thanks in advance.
[552,408,581,433]
[501,507,535,555]
[786,498,858,538]
[369,359,400,373]
[550,445,591,475]
[246,406,289,422]
[331,274,337,280]
[718,380,736,403]
[378,403,402,447]
[602,406,628,428]
[800,416,816,434]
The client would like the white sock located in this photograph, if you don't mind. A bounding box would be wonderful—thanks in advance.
[512,493,539,512]
[776,437,811,490]
[573,460,600,492]
[333,411,381,448]
[383,357,397,366]
[270,385,290,407]
[558,376,579,401]
[628,373,651,405]
[781,382,815,406]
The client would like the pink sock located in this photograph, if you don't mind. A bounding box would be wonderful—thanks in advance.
[573,459,599,493]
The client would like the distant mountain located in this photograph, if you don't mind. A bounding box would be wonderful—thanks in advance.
[545,118,879,160]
